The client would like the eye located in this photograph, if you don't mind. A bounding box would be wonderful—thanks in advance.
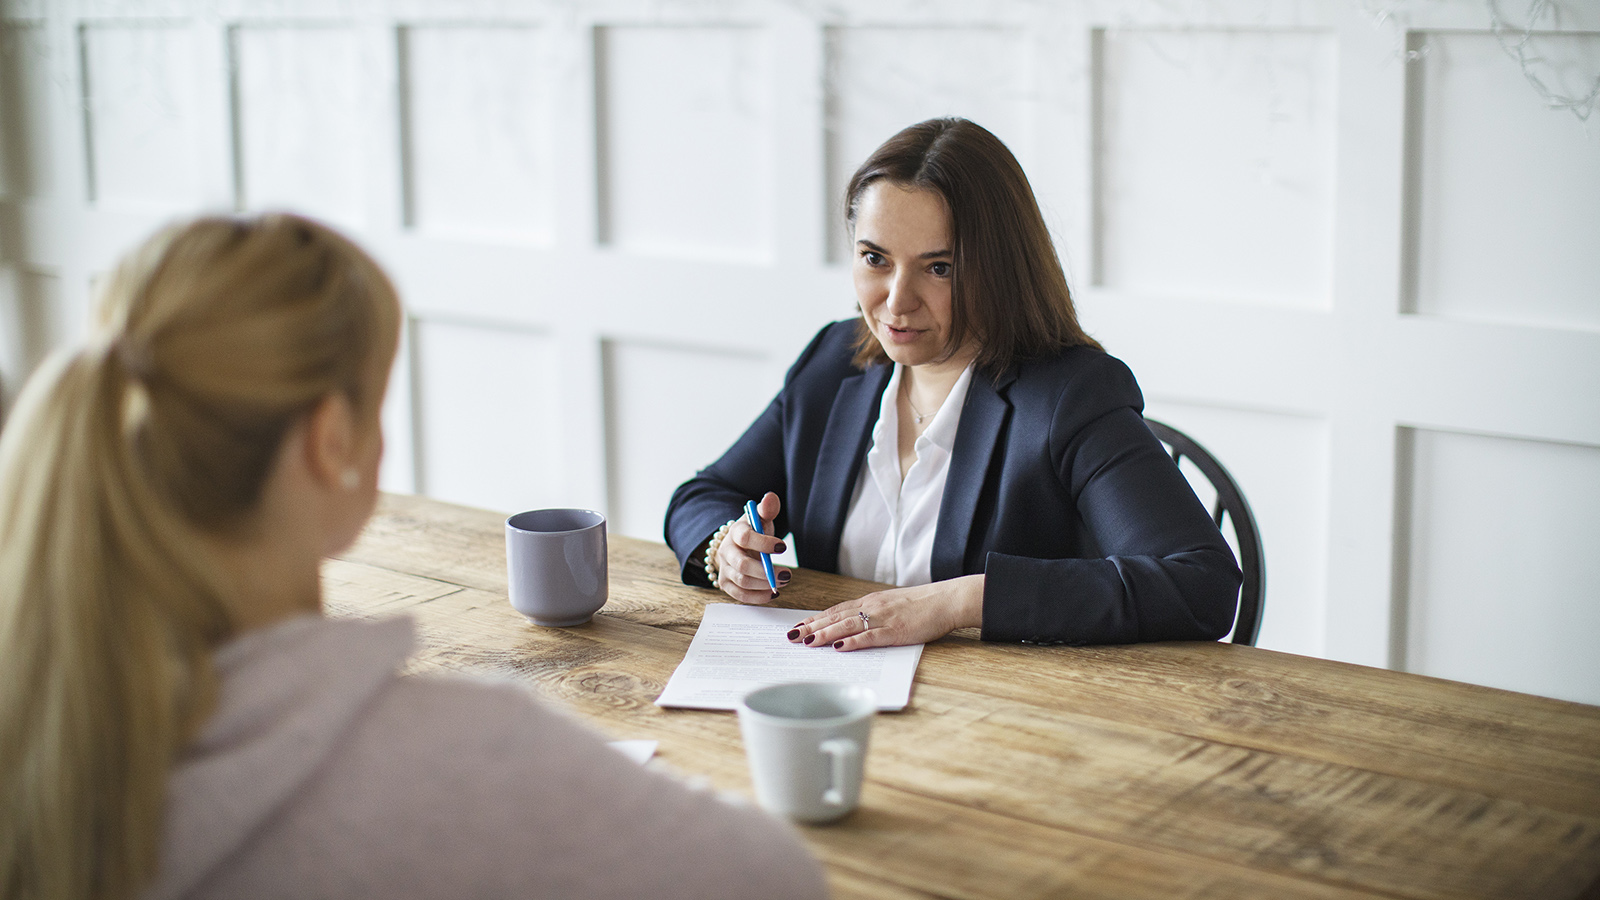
[929,261,952,278]
[860,250,886,267]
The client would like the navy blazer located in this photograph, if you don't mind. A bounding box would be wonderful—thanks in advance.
[665,321,1241,645]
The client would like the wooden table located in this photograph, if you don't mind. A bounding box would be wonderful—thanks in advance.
[326,494,1600,900]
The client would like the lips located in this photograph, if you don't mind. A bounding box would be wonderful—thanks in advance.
[881,322,925,344]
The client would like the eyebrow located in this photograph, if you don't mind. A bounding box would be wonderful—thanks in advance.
[856,238,952,260]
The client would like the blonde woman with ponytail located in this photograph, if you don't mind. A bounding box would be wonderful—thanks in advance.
[0,214,824,900]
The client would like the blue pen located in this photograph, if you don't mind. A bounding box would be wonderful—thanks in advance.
[745,500,778,592]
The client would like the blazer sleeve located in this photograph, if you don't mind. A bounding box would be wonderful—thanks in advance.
[979,359,1242,645]
[663,326,834,586]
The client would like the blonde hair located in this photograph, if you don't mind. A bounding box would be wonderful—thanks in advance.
[0,214,400,900]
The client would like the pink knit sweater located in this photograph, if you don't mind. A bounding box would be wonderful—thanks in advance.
[141,615,828,899]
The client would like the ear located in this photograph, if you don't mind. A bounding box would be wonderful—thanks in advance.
[300,393,357,491]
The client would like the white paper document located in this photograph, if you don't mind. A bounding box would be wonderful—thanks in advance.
[655,604,923,711]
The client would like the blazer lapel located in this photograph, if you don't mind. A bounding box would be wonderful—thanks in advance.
[932,369,1014,581]
[806,363,891,573]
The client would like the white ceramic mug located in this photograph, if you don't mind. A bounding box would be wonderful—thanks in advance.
[737,682,876,824]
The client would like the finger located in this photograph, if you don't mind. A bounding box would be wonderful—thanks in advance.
[728,520,784,556]
[715,540,777,602]
[831,629,887,651]
[790,604,854,639]
[790,610,834,644]
[724,555,781,597]
[719,569,777,604]
[802,608,872,647]
[831,611,892,651]
[724,563,773,592]
[796,595,868,630]
[758,492,781,529]
[719,528,780,575]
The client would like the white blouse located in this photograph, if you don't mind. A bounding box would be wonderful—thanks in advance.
[836,362,976,586]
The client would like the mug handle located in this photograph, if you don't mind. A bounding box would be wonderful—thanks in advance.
[819,738,860,807]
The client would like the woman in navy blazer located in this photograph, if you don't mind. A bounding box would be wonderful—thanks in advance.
[665,119,1240,649]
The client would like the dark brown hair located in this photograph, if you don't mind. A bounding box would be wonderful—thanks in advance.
[846,117,1101,373]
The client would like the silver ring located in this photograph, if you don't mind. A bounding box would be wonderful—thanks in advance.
[858,611,871,630]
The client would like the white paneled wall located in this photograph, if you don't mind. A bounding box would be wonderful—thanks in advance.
[598,25,773,260]
[402,25,552,241]
[1,0,1596,705]
[0,22,54,201]
[1094,28,1338,306]
[81,23,200,210]
[1400,429,1600,700]
[410,318,565,514]
[1407,31,1600,330]
[233,26,369,230]
[603,339,774,540]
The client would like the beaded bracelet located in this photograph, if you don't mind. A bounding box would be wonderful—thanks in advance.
[702,517,739,586]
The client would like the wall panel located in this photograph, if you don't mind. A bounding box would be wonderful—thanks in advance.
[402,25,551,241]
[81,23,198,209]
[595,25,771,260]
[0,267,59,418]
[0,22,55,198]
[233,25,366,227]
[1406,31,1600,330]
[603,339,777,541]
[1095,29,1337,306]
[411,319,564,515]
[1400,428,1600,705]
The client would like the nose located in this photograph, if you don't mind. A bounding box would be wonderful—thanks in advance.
[884,267,920,317]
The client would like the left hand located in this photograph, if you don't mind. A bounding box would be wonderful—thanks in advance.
[788,575,985,650]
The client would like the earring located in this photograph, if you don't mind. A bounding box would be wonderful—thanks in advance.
[340,468,361,491]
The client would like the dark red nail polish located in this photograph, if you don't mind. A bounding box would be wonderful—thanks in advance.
[777,570,791,584]
[770,590,778,600]
[832,640,844,649]
[792,621,805,628]
[775,542,787,553]
[803,635,814,645]
[786,629,800,640]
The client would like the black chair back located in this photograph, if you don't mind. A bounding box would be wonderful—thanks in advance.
[1144,419,1265,646]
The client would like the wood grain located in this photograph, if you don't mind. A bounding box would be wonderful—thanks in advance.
[324,494,1600,900]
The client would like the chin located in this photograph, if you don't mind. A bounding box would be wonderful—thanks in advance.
[879,344,934,368]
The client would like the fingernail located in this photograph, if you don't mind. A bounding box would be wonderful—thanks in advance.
[787,629,800,640]
[774,542,787,553]
[803,635,815,645]
[792,621,805,628]
[777,570,791,585]
[771,590,779,600]
[832,640,844,649]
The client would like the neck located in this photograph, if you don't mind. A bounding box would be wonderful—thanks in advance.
[900,352,972,425]
[208,521,324,636]
[905,352,970,398]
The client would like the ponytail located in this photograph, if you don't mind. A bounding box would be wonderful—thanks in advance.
[0,214,399,900]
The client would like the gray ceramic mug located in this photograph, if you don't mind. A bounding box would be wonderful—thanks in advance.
[505,509,608,626]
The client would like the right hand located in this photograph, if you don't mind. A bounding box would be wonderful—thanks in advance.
[714,492,791,604]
